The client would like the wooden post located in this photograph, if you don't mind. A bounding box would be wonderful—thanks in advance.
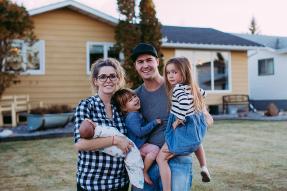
[11,102,17,127]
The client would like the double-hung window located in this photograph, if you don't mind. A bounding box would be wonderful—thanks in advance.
[86,42,119,74]
[3,40,45,75]
[176,50,231,92]
[258,58,274,76]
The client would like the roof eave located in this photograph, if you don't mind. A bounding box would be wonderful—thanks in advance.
[28,0,118,26]
[277,48,287,54]
[162,42,262,51]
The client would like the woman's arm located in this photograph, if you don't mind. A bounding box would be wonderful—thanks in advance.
[74,99,132,153]
[74,137,113,151]
[74,136,133,154]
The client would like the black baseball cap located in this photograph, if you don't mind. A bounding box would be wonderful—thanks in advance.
[130,43,158,62]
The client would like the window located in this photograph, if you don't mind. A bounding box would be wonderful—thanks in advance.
[194,51,230,91]
[3,40,45,75]
[194,51,212,90]
[213,52,229,90]
[176,50,230,92]
[258,58,274,76]
[86,42,119,74]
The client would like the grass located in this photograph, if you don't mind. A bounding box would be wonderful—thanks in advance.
[0,120,286,191]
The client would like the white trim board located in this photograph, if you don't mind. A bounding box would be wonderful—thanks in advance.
[28,0,118,26]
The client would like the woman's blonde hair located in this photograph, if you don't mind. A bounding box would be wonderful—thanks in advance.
[164,57,205,112]
[89,58,125,93]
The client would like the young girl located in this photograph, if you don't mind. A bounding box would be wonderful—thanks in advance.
[113,88,162,185]
[157,57,212,191]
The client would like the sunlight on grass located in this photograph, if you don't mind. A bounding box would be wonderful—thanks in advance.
[0,121,286,191]
[192,120,287,191]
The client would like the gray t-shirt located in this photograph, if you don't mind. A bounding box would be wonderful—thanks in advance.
[135,83,169,147]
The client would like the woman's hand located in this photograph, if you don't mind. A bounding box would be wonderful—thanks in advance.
[114,136,133,154]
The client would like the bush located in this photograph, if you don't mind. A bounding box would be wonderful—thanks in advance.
[264,103,279,116]
[30,104,73,115]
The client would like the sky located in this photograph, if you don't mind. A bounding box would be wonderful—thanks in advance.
[13,0,287,36]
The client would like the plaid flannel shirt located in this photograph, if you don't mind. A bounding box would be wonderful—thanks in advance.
[74,95,129,191]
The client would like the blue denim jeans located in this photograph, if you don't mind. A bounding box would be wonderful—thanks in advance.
[166,113,207,155]
[132,155,193,191]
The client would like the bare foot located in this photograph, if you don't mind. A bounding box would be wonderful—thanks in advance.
[144,172,153,185]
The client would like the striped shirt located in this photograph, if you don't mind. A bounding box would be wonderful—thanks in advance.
[170,84,206,120]
[74,95,129,191]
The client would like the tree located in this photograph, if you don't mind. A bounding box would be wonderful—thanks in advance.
[249,16,260,35]
[0,0,36,97]
[115,0,163,88]
[139,0,162,62]
[115,0,141,87]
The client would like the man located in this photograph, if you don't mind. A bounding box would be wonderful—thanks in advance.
[131,43,193,191]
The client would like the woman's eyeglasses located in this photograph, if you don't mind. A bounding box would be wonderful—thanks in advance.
[97,73,118,82]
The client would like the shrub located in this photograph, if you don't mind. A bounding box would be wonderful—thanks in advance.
[264,103,279,116]
[30,104,73,115]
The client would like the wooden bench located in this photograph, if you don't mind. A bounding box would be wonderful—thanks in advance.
[222,94,249,114]
[0,95,31,127]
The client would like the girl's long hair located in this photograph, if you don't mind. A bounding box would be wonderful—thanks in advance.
[164,57,205,112]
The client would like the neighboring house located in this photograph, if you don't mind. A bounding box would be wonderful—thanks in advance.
[3,0,261,112]
[234,33,287,110]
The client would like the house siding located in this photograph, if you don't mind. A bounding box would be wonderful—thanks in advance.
[206,51,249,110]
[162,48,175,61]
[167,49,249,108]
[248,49,287,110]
[4,8,116,107]
[248,49,287,100]
[3,8,250,112]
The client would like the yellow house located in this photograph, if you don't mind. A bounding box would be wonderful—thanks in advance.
[3,0,261,112]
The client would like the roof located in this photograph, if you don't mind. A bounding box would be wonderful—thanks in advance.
[27,0,263,51]
[161,26,263,50]
[28,0,118,26]
[233,33,287,53]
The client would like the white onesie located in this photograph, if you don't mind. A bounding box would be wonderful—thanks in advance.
[93,124,144,189]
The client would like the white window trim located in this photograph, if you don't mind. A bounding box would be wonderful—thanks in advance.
[258,57,274,76]
[86,42,115,75]
[197,50,232,94]
[207,52,232,93]
[21,40,45,75]
[176,50,232,92]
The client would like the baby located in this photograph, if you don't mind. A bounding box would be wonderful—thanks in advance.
[79,118,144,188]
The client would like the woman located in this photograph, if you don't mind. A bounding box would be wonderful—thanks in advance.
[74,58,133,191]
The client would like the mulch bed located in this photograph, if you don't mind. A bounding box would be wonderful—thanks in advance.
[0,122,73,142]
[1,112,286,142]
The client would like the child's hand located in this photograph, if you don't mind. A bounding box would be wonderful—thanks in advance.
[172,118,184,129]
[156,118,162,125]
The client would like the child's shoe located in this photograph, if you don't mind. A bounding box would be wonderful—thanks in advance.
[200,166,211,182]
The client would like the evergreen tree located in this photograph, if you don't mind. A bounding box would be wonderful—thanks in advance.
[115,0,163,88]
[0,0,36,96]
[139,0,163,72]
[249,16,260,34]
[115,0,141,88]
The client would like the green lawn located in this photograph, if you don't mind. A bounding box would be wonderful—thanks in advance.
[0,120,286,191]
